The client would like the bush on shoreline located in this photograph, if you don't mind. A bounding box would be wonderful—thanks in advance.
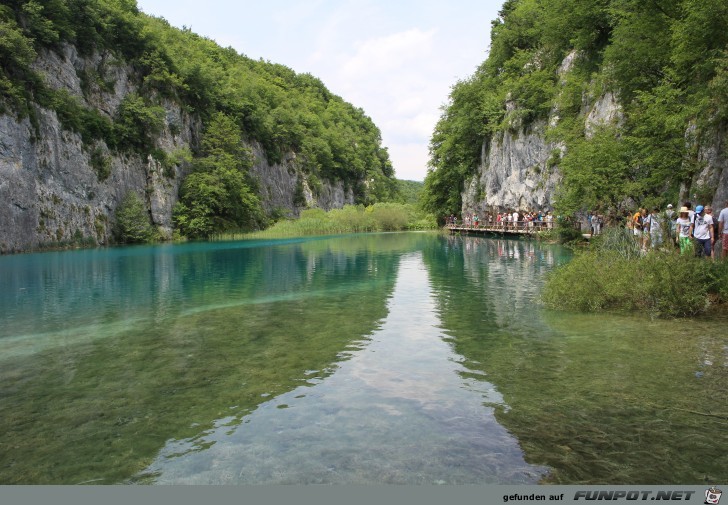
[542,227,728,318]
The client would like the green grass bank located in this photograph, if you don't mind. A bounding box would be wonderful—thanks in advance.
[217,203,438,240]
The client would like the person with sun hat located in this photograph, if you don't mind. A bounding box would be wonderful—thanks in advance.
[675,206,692,254]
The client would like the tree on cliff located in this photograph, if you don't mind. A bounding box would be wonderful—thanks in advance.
[1,0,400,242]
[173,113,265,239]
[422,0,728,218]
[113,191,155,244]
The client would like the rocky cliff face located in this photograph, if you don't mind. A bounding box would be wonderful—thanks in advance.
[461,53,727,215]
[248,144,354,218]
[0,44,352,254]
[461,120,563,216]
[694,122,728,208]
[0,106,180,254]
[461,52,624,215]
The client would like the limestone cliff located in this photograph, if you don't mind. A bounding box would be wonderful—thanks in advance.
[248,144,354,218]
[460,52,727,216]
[0,44,353,254]
[461,50,623,215]
[461,120,563,216]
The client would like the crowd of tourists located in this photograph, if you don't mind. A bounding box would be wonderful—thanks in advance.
[628,200,728,260]
[445,199,728,260]
[445,210,556,230]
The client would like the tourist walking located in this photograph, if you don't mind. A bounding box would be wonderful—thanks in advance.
[632,208,648,249]
[665,203,675,221]
[646,207,663,248]
[705,206,718,239]
[691,205,714,259]
[632,208,644,238]
[675,207,692,254]
[664,204,676,241]
[718,200,728,260]
[593,213,602,235]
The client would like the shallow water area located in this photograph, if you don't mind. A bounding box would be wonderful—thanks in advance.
[0,232,725,484]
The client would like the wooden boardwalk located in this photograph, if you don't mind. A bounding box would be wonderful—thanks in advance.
[446,224,548,237]
[446,224,592,240]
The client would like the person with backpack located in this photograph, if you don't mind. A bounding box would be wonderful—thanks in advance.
[690,205,715,259]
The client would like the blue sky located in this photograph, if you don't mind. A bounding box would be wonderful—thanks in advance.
[135,0,504,181]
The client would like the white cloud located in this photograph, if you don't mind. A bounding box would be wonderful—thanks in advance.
[341,28,436,78]
[314,27,445,181]
[384,111,439,141]
[136,0,503,182]
[387,143,432,181]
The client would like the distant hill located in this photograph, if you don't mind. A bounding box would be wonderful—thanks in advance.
[395,179,425,206]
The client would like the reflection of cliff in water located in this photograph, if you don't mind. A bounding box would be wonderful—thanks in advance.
[0,234,411,484]
[423,235,563,335]
[423,234,727,484]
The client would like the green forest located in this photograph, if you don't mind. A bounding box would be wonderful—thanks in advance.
[0,0,400,239]
[422,0,728,219]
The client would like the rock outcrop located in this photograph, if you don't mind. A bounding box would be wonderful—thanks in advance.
[460,52,727,215]
[248,144,354,218]
[0,44,353,254]
[461,120,562,216]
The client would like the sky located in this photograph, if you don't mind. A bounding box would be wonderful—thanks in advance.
[134,0,504,181]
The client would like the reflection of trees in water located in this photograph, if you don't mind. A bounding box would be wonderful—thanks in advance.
[1,234,427,340]
[423,234,727,484]
[431,235,562,330]
[0,234,420,484]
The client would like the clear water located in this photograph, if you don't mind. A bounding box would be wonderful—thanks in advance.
[0,233,725,484]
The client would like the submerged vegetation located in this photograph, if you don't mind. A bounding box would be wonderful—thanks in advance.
[542,227,728,318]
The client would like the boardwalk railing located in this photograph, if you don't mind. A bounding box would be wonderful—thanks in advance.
[446,221,555,235]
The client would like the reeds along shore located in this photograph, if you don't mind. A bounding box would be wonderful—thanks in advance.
[541,227,728,318]
[215,204,438,240]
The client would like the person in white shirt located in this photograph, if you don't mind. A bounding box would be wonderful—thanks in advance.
[690,205,714,259]
[683,201,695,223]
[718,200,728,260]
[645,207,662,248]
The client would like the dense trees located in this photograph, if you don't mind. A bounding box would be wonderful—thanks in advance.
[113,191,155,243]
[173,113,264,238]
[1,0,398,239]
[422,0,728,218]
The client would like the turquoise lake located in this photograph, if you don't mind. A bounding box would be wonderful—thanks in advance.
[0,232,726,484]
